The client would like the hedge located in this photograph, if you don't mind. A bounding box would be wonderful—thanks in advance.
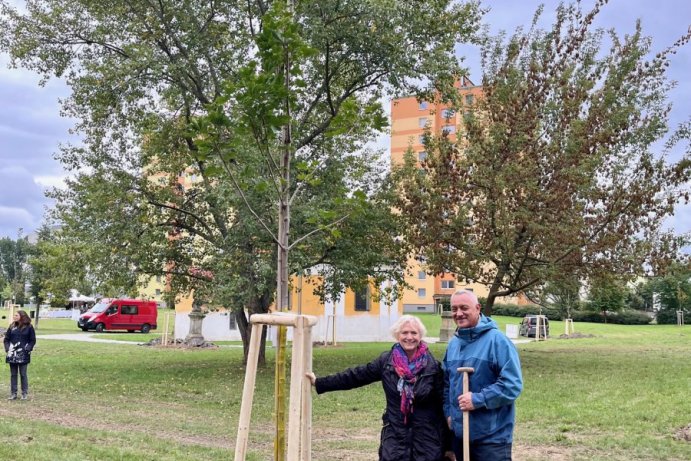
[655,307,691,325]
[485,302,652,325]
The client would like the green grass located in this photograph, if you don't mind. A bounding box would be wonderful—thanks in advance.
[0,319,689,460]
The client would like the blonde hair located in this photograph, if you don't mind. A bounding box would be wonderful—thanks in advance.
[390,315,427,340]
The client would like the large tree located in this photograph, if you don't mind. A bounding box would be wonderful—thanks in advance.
[0,233,31,306]
[1,0,481,358]
[394,1,691,314]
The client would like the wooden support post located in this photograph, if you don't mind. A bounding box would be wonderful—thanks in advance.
[162,312,171,346]
[234,323,263,461]
[235,313,317,461]
[332,315,337,346]
[287,316,305,460]
[300,324,313,461]
[564,318,574,335]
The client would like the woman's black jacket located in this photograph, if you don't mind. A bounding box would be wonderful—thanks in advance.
[315,347,448,461]
[4,324,36,365]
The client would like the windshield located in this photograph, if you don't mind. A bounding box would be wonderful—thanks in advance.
[89,301,111,313]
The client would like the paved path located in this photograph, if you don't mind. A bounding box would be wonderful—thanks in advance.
[37,333,143,345]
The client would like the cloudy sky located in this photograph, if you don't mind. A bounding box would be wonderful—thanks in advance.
[0,0,689,240]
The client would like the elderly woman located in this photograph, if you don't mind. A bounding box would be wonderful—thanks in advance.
[307,315,450,461]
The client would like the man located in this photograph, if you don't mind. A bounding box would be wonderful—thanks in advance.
[443,290,523,460]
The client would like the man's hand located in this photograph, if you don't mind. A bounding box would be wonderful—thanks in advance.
[457,392,475,411]
[447,416,452,429]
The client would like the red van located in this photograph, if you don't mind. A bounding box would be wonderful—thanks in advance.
[77,299,158,333]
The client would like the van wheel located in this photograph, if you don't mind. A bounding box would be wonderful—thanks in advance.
[95,323,105,333]
[141,324,151,334]
[81,327,88,332]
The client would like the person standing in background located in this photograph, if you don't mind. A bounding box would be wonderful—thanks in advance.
[4,310,36,400]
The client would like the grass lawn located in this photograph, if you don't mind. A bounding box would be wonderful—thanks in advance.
[0,317,688,460]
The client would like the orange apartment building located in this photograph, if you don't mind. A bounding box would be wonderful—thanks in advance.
[390,77,503,313]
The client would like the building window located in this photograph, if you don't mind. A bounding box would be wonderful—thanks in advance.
[418,117,428,128]
[465,94,474,105]
[418,271,426,280]
[419,101,428,110]
[418,134,425,145]
[418,151,427,162]
[155,275,162,283]
[418,288,427,298]
[155,289,161,296]
[442,125,456,134]
[441,280,455,289]
[442,108,455,119]
[417,306,426,311]
[354,286,370,311]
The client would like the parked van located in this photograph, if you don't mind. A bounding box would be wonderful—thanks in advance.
[77,299,157,333]
[519,315,549,338]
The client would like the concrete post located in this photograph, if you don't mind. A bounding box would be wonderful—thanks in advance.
[186,303,206,346]
[439,310,456,342]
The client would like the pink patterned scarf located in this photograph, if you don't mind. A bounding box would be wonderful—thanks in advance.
[391,341,428,423]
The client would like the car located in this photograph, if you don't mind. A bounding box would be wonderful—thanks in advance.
[77,298,157,333]
[519,315,549,338]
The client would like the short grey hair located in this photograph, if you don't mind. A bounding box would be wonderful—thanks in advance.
[451,289,480,306]
[390,315,427,340]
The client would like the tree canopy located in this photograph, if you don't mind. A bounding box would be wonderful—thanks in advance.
[393,1,691,314]
[1,0,482,358]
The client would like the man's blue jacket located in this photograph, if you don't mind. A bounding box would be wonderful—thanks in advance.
[442,314,523,443]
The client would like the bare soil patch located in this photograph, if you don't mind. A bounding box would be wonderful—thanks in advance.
[674,423,691,442]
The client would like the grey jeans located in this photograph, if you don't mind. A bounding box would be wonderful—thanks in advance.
[9,363,28,395]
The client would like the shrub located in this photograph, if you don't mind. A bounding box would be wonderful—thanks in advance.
[487,303,563,320]
[486,303,652,325]
[571,309,651,325]
[655,307,691,325]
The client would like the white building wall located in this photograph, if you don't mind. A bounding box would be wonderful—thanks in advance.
[175,280,402,342]
[174,312,243,341]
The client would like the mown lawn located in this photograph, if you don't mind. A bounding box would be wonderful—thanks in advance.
[0,318,687,460]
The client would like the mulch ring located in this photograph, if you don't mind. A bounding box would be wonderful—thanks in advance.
[140,337,218,348]
[674,424,691,442]
[557,332,596,339]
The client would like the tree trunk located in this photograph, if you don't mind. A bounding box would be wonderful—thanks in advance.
[236,309,266,366]
[34,298,41,328]
[485,290,497,317]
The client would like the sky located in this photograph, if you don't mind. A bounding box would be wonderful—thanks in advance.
[0,0,689,241]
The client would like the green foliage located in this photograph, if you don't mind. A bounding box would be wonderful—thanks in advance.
[393,1,691,315]
[27,225,96,307]
[647,262,691,324]
[0,234,31,305]
[0,0,482,361]
[486,302,651,325]
[587,275,628,314]
[488,302,563,320]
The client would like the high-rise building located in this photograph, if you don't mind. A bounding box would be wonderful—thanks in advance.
[390,77,522,312]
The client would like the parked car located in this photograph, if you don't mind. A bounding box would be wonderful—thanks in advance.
[77,299,157,333]
[519,315,549,338]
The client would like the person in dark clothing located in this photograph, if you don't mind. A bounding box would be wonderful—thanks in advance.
[4,310,37,400]
[307,315,452,461]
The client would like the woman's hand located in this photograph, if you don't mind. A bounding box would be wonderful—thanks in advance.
[305,372,316,386]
